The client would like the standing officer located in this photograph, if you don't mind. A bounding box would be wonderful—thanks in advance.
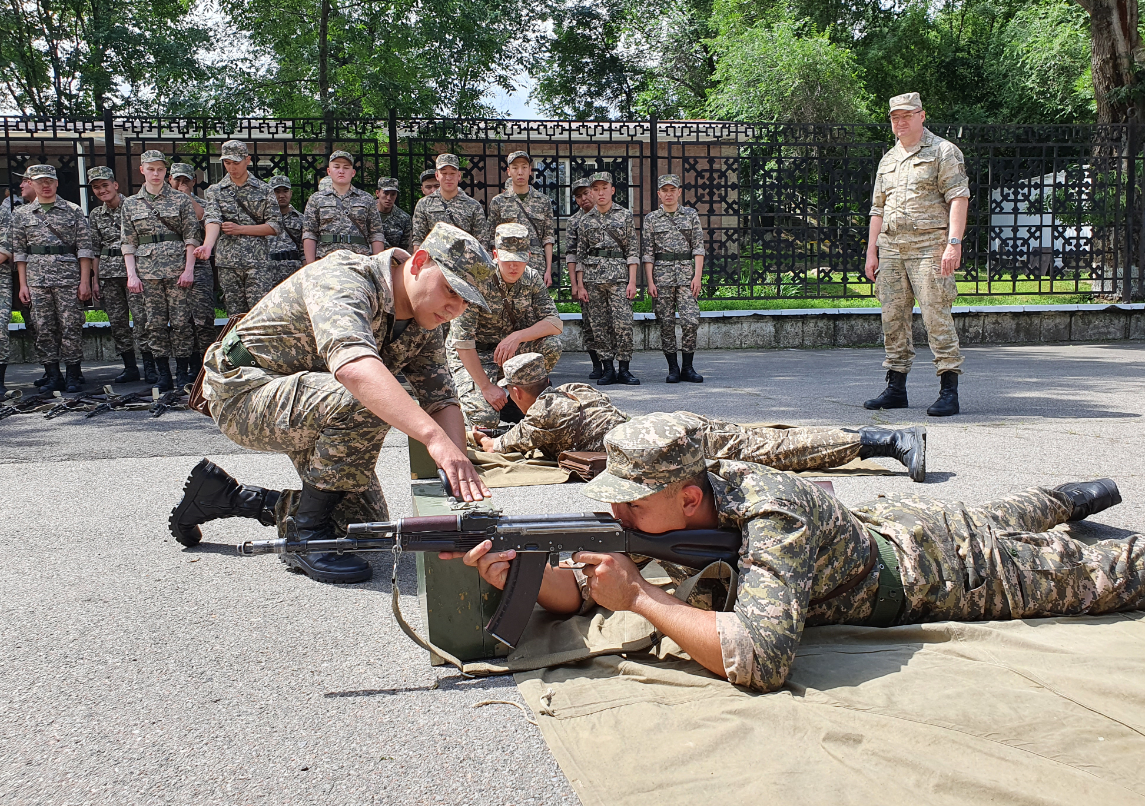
[567,171,640,386]
[564,177,601,379]
[12,164,93,393]
[9,172,43,380]
[642,174,705,384]
[410,154,486,253]
[485,151,555,286]
[170,163,220,377]
[0,198,11,395]
[196,140,282,314]
[88,165,149,384]
[376,177,412,251]
[121,151,201,391]
[419,168,440,198]
[302,151,387,264]
[266,175,303,283]
[864,92,969,417]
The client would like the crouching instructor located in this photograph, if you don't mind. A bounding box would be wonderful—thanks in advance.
[170,222,494,584]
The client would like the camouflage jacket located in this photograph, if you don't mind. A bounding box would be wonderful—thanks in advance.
[202,249,457,414]
[410,189,487,252]
[641,206,705,286]
[486,188,555,273]
[12,199,94,287]
[89,195,127,279]
[203,174,283,269]
[268,206,303,269]
[0,203,12,259]
[492,383,628,459]
[120,185,201,281]
[562,208,586,263]
[870,128,970,249]
[302,187,387,260]
[448,267,561,352]
[566,203,638,284]
[379,206,412,252]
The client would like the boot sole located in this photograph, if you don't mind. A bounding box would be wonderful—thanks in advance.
[169,458,211,547]
[863,400,908,410]
[281,554,374,584]
[908,426,926,483]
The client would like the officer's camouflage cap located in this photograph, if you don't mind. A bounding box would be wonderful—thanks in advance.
[418,222,494,312]
[506,150,531,166]
[420,168,438,182]
[139,150,167,165]
[571,177,591,192]
[169,163,196,179]
[589,171,613,186]
[23,164,57,180]
[87,166,115,182]
[378,177,399,191]
[889,92,923,113]
[328,150,354,165]
[268,175,291,189]
[657,173,682,189]
[582,412,707,503]
[220,140,249,161]
[494,222,530,264]
[498,352,548,388]
[318,176,333,191]
[435,153,461,170]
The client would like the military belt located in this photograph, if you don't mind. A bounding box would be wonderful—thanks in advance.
[100,247,123,258]
[221,329,258,369]
[137,233,181,245]
[319,233,368,245]
[866,526,905,627]
[28,245,71,255]
[585,248,623,258]
[270,249,300,261]
[654,252,692,262]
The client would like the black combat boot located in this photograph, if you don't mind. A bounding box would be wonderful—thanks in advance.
[864,370,908,410]
[42,361,64,392]
[174,356,192,390]
[141,351,159,384]
[616,360,641,385]
[1054,479,1121,522]
[597,358,617,386]
[63,362,83,393]
[588,350,604,381]
[0,363,7,399]
[680,352,703,383]
[155,356,174,392]
[33,366,50,387]
[169,458,280,547]
[859,426,926,483]
[664,352,680,383]
[113,350,141,384]
[280,484,373,584]
[927,372,959,417]
[188,350,204,380]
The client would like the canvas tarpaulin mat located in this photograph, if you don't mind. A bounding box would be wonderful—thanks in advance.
[511,609,1145,806]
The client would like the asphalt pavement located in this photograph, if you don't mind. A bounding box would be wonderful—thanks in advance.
[2,343,1143,805]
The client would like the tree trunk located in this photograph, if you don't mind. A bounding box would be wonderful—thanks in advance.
[1076,0,1145,124]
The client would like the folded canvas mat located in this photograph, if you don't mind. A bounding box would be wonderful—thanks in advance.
[511,608,1145,806]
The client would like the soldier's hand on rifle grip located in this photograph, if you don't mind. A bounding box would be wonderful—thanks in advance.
[439,539,514,589]
[575,551,647,612]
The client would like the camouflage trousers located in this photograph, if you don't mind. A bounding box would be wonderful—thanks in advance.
[29,285,84,364]
[585,282,634,361]
[875,238,963,375]
[212,370,391,538]
[697,419,861,471]
[98,277,149,356]
[191,260,218,353]
[448,337,563,428]
[11,269,40,362]
[218,264,276,315]
[0,267,9,363]
[142,278,195,359]
[653,285,700,353]
[272,260,302,287]
[579,285,595,352]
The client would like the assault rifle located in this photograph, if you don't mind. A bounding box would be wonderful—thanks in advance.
[474,425,510,439]
[239,510,741,648]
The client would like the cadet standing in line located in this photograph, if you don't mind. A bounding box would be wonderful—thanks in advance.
[864,92,969,417]
[410,154,486,252]
[568,172,640,386]
[485,151,555,286]
[0,200,11,396]
[170,163,221,376]
[195,140,282,314]
[169,223,494,585]
[474,352,925,480]
[12,164,93,393]
[266,175,303,282]
[419,168,439,198]
[121,151,201,391]
[9,172,45,382]
[447,223,563,428]
[565,177,602,379]
[457,412,1136,693]
[88,166,150,384]
[376,177,412,252]
[302,151,387,264]
[642,174,705,384]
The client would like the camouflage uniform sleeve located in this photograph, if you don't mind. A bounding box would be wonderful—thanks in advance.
[688,208,705,256]
[365,200,387,246]
[448,306,479,351]
[74,207,94,259]
[178,196,202,247]
[409,200,430,253]
[0,207,11,258]
[302,194,320,242]
[540,198,555,246]
[623,210,639,266]
[203,185,223,226]
[470,201,489,250]
[120,200,138,255]
[302,260,386,374]
[869,161,887,218]
[491,396,564,455]
[401,326,459,414]
[565,215,579,262]
[938,143,971,202]
[530,275,563,331]
[12,210,28,263]
[484,196,504,247]
[89,211,105,255]
[261,187,284,236]
[640,210,658,265]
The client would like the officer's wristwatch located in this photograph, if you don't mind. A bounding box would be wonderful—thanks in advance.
[948,237,962,245]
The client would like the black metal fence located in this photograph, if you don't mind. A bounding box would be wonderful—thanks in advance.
[4,114,1142,302]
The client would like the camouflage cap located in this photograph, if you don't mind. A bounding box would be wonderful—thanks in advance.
[220,140,249,162]
[87,166,115,183]
[657,173,682,189]
[23,164,57,180]
[139,150,167,165]
[169,163,196,180]
[571,177,591,192]
[582,412,706,503]
[328,150,354,165]
[418,222,494,312]
[494,222,530,263]
[889,92,923,113]
[589,171,613,186]
[420,168,438,182]
[506,150,531,166]
[319,177,333,192]
[498,352,548,388]
[377,177,399,191]
[435,153,461,170]
[268,175,291,190]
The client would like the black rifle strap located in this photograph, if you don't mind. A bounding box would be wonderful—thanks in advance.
[665,209,695,251]
[133,191,182,238]
[229,185,264,225]
[511,193,546,241]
